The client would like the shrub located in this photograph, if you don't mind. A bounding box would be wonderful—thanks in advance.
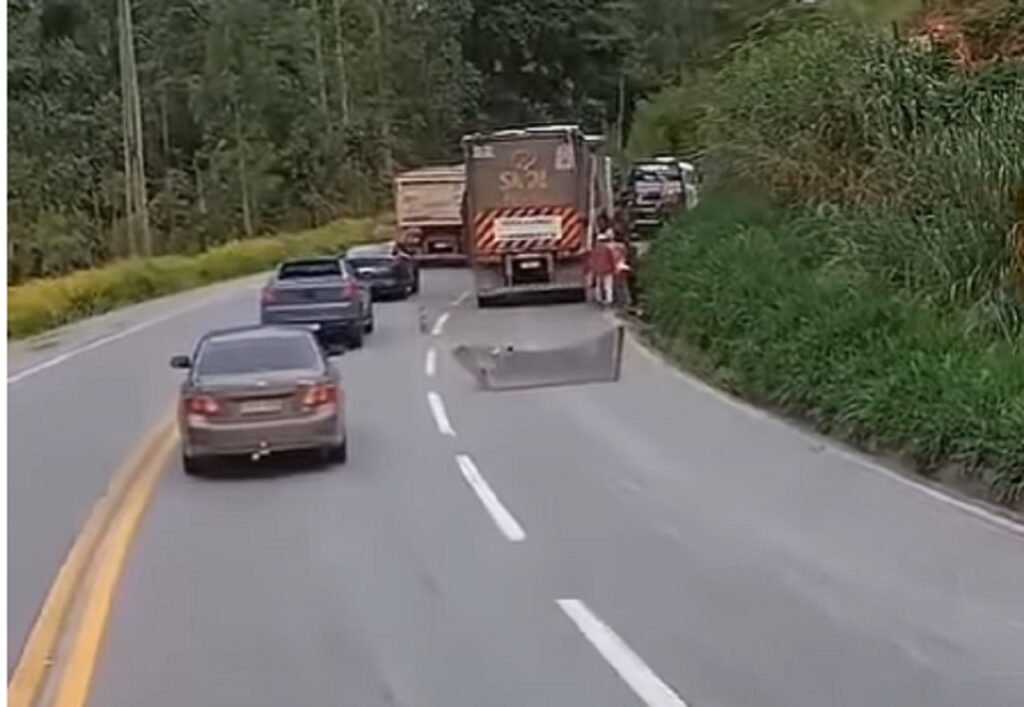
[642,196,1024,506]
[8,218,379,339]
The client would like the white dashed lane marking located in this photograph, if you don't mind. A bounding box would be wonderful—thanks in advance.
[431,312,450,336]
[427,392,456,436]
[558,599,688,707]
[455,455,525,542]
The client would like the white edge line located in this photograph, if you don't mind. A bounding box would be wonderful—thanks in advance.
[455,455,525,542]
[621,324,1024,537]
[431,311,451,336]
[7,292,234,385]
[425,347,437,377]
[557,599,687,707]
[427,391,456,436]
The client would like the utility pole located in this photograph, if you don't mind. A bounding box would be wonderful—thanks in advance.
[332,0,351,124]
[117,0,151,256]
[372,0,393,177]
[311,0,330,120]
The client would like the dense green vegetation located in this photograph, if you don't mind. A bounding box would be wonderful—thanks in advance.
[645,197,1024,501]
[9,0,789,282]
[8,217,377,339]
[637,1,1024,505]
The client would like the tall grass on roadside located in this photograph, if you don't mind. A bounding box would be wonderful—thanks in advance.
[8,218,379,339]
[691,18,1024,325]
[642,196,1024,506]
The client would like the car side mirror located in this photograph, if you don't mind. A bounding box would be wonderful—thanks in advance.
[170,355,192,369]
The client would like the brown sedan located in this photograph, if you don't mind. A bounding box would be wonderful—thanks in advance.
[170,326,347,475]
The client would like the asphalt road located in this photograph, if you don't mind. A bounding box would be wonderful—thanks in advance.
[9,269,1024,706]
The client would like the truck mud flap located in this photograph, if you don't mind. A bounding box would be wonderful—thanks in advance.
[451,326,625,390]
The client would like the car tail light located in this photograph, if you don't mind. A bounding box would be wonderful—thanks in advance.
[260,288,277,304]
[340,281,358,299]
[184,395,220,416]
[301,383,338,408]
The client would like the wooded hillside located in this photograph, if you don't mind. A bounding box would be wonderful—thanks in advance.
[8,0,790,282]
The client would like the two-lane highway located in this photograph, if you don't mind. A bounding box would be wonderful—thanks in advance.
[9,269,1024,706]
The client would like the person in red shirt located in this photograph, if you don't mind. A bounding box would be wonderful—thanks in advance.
[588,215,617,306]
[609,235,631,308]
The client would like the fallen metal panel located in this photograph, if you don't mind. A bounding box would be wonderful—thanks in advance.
[452,326,624,390]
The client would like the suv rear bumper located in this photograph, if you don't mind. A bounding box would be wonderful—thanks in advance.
[261,307,363,329]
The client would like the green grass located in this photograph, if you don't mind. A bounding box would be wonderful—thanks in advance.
[8,218,380,339]
[641,196,1024,507]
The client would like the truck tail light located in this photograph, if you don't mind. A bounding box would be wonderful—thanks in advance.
[341,281,358,299]
[185,395,220,417]
[260,288,277,304]
[301,383,338,408]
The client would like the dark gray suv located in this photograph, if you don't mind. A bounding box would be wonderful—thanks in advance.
[259,257,373,349]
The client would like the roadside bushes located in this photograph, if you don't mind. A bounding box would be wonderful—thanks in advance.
[642,196,1024,506]
[629,7,1024,505]
[7,218,379,339]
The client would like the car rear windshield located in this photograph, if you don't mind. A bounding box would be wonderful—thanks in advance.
[278,260,342,279]
[195,335,321,376]
[632,169,680,182]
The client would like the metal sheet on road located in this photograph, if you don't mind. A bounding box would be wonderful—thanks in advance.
[436,299,1024,707]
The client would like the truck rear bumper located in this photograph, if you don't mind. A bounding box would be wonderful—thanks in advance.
[413,253,468,266]
[471,257,586,305]
[474,283,586,306]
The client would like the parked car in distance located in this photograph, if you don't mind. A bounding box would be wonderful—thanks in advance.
[260,257,373,349]
[170,326,347,475]
[344,242,419,300]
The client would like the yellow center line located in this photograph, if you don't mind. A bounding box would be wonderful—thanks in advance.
[8,408,177,707]
[50,430,178,707]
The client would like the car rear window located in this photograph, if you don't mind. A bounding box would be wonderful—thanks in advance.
[278,260,341,279]
[195,335,322,376]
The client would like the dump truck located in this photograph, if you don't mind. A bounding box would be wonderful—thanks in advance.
[462,125,606,306]
[394,164,467,265]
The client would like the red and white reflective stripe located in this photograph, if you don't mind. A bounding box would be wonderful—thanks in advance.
[473,206,584,255]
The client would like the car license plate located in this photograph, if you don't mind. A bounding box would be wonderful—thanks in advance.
[240,400,283,415]
[520,260,542,269]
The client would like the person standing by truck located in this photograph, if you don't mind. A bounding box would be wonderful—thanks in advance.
[587,217,617,306]
[609,232,631,308]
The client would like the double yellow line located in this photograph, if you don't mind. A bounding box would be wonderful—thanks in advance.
[9,408,179,707]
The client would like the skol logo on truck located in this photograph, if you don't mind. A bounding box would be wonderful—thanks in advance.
[499,150,548,193]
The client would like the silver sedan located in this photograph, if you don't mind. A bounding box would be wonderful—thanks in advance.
[170,326,347,475]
